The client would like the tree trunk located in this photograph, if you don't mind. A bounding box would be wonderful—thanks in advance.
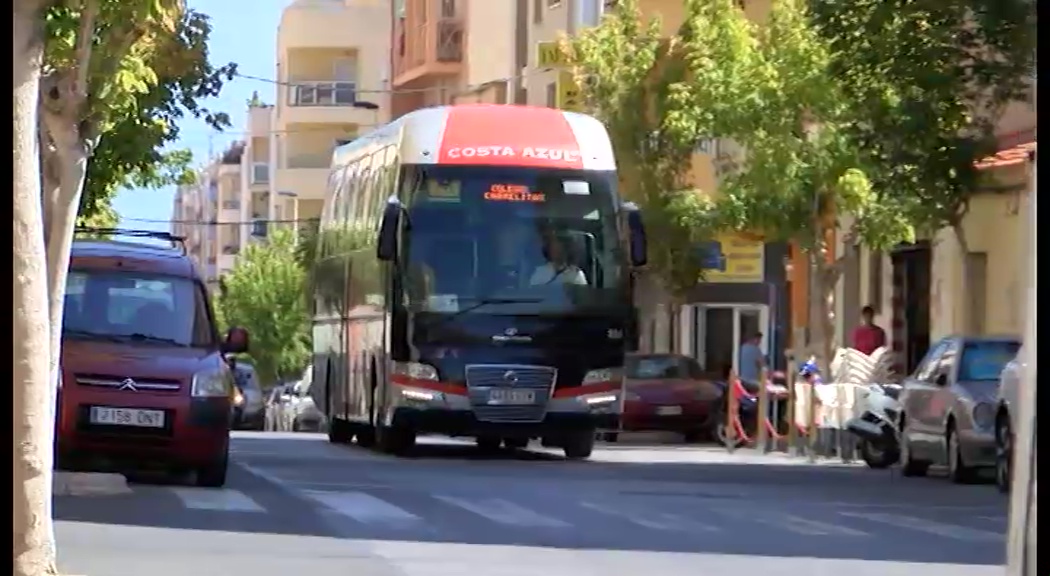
[807,244,836,374]
[13,1,60,574]
[40,139,90,389]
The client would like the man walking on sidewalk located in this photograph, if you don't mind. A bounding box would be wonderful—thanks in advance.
[851,305,887,356]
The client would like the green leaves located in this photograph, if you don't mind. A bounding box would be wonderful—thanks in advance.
[217,230,311,387]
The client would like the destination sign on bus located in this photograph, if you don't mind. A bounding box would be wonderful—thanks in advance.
[445,146,581,163]
[484,184,545,203]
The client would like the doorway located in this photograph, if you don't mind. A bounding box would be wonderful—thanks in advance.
[683,304,769,379]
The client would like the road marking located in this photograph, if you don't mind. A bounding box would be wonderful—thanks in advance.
[580,501,720,532]
[170,488,265,513]
[838,511,1004,542]
[435,495,571,528]
[716,508,869,537]
[302,490,422,528]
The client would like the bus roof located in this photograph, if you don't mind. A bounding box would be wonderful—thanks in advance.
[332,104,616,171]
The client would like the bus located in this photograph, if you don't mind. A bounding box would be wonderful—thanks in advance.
[308,104,647,459]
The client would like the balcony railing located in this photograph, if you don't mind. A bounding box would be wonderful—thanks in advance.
[288,81,358,107]
[285,153,331,169]
[251,162,269,184]
[396,17,464,76]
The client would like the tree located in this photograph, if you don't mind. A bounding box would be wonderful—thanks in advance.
[77,8,237,227]
[14,1,61,573]
[218,230,312,387]
[669,0,917,365]
[561,0,720,309]
[809,0,1037,331]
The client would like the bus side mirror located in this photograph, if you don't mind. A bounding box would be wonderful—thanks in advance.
[624,203,647,267]
[377,201,401,262]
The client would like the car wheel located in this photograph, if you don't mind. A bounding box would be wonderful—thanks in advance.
[899,417,930,477]
[995,415,1012,493]
[562,430,595,460]
[196,439,229,488]
[946,424,978,484]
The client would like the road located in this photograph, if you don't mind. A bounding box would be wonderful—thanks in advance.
[55,432,1008,576]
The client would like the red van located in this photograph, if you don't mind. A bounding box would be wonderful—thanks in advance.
[55,230,250,487]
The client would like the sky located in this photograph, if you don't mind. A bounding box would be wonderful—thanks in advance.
[112,0,294,234]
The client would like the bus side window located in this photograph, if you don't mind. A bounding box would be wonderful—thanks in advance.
[352,166,371,224]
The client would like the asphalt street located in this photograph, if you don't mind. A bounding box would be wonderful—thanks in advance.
[55,431,1009,576]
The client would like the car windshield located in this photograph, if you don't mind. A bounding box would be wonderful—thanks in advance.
[401,165,628,315]
[63,269,217,348]
[959,341,1021,381]
[627,356,685,379]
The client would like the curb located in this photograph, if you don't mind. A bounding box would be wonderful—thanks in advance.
[53,472,132,496]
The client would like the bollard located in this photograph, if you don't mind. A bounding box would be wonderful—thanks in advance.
[806,378,818,463]
[724,370,739,453]
[786,359,799,456]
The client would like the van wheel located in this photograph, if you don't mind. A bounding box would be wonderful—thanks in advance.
[196,440,229,488]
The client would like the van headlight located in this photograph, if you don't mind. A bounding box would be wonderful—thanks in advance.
[192,369,231,397]
[582,367,623,385]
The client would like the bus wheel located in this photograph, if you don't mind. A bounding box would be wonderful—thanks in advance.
[355,425,376,448]
[377,425,415,455]
[563,431,595,460]
[327,417,352,444]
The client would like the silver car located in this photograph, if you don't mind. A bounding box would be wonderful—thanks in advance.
[995,346,1028,493]
[898,335,1020,483]
[289,371,326,432]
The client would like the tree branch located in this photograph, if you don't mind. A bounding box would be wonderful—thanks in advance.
[73,0,100,99]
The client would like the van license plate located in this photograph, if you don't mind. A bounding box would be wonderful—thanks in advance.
[657,406,682,416]
[488,389,536,405]
[89,406,165,428]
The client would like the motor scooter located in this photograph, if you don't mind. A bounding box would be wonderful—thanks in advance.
[846,383,903,468]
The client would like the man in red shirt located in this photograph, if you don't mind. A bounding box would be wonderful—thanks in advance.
[852,305,887,356]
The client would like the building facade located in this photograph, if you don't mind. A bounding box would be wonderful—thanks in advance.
[274,0,393,225]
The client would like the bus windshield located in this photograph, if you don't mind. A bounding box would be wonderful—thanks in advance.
[400,164,628,315]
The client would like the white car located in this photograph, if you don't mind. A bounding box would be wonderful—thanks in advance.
[288,369,326,432]
[995,346,1028,493]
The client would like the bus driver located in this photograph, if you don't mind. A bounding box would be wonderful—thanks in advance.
[529,232,588,286]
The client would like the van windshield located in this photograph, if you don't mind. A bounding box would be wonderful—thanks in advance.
[63,269,217,348]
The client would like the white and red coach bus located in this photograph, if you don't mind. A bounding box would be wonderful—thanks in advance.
[309,104,647,459]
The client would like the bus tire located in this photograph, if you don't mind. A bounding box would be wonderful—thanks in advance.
[377,424,415,455]
[563,431,595,460]
[327,417,352,444]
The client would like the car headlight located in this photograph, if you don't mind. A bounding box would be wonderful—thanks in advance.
[972,402,995,430]
[392,361,438,381]
[583,367,623,385]
[192,369,231,397]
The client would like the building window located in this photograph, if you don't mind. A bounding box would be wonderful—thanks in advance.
[546,82,557,107]
[251,220,268,238]
[289,82,357,106]
[221,199,240,210]
[440,0,456,18]
[251,162,269,184]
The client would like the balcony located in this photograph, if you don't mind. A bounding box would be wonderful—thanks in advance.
[281,80,380,126]
[393,7,465,87]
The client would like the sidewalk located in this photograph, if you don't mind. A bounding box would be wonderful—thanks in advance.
[53,471,131,497]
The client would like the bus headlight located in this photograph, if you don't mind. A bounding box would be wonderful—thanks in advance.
[392,361,439,381]
[582,367,623,385]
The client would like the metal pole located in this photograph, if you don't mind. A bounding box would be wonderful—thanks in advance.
[1005,153,1036,576]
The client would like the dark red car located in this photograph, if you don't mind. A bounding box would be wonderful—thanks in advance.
[55,230,249,487]
[608,353,723,443]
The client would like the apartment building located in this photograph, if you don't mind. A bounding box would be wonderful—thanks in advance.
[272,0,392,225]
[391,0,528,116]
[170,143,247,292]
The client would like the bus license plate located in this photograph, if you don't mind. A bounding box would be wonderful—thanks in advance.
[488,389,536,405]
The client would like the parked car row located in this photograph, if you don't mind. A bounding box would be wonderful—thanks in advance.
[883,335,1023,491]
[263,369,326,433]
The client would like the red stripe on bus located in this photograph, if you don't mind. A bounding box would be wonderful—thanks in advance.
[552,381,621,398]
[437,105,584,168]
[390,374,468,396]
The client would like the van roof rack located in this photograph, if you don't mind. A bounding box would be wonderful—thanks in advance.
[74,227,188,255]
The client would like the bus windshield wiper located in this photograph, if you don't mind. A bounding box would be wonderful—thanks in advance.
[111,333,188,347]
[426,297,542,331]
